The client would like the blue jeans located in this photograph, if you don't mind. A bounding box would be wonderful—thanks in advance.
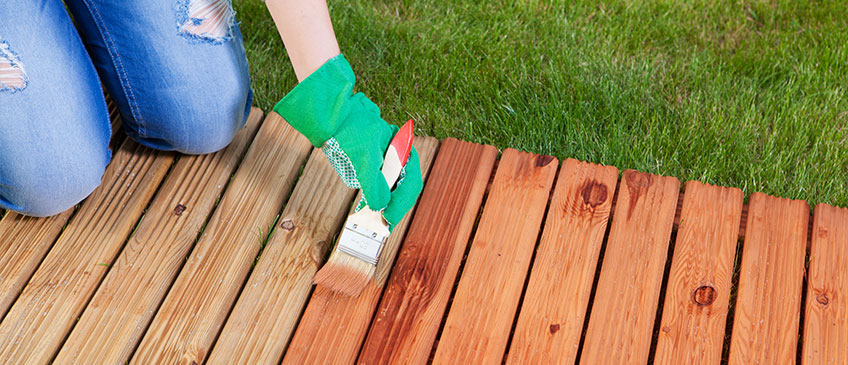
[0,0,252,217]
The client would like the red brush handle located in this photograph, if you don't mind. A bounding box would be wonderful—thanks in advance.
[389,119,414,166]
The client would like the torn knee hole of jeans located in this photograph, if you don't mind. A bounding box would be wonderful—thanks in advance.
[176,0,235,45]
[0,37,27,93]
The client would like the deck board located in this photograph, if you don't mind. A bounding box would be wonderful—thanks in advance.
[207,147,359,363]
[654,181,743,364]
[507,159,619,364]
[54,108,263,363]
[132,113,312,363]
[579,170,680,364]
[359,138,497,364]
[432,149,557,363]
[803,204,848,364]
[281,136,440,365]
[0,140,174,363]
[0,210,73,318]
[729,192,809,364]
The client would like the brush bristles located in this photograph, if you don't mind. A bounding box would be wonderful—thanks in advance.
[313,250,376,297]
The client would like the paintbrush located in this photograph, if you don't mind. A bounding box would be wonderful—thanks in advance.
[313,119,415,296]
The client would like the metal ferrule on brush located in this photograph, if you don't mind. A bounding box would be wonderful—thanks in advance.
[337,221,387,266]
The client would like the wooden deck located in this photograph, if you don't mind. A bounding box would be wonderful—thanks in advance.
[0,107,846,364]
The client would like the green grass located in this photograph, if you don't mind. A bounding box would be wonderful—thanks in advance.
[235,0,848,206]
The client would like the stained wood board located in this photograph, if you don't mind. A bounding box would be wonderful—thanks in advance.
[802,204,848,365]
[131,113,312,363]
[281,136,440,365]
[654,181,743,364]
[579,170,680,364]
[432,149,557,363]
[206,146,359,363]
[0,139,175,363]
[358,138,497,364]
[728,192,808,364]
[506,159,619,364]
[54,108,264,363]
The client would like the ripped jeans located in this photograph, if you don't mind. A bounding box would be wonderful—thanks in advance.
[0,0,253,217]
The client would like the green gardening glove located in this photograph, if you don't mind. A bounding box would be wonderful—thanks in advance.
[273,54,423,231]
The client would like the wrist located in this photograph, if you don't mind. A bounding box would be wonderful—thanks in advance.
[273,53,355,147]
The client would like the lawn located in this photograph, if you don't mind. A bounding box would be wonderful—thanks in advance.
[235,0,848,207]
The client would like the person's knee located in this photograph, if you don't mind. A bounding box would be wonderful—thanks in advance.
[130,82,251,156]
[0,94,111,217]
[0,149,107,217]
[170,91,248,155]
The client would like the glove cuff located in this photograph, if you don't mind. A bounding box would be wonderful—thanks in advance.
[273,54,357,147]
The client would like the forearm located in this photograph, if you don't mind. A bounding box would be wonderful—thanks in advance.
[265,0,341,82]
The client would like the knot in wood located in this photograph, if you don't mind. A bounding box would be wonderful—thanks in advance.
[624,170,652,219]
[312,241,328,264]
[581,180,608,208]
[549,324,560,334]
[816,293,829,306]
[692,285,716,306]
[625,170,652,188]
[174,204,187,216]
[536,155,555,167]
[280,219,295,231]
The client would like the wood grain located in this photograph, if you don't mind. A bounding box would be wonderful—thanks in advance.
[654,181,743,364]
[358,138,497,364]
[432,149,557,363]
[729,192,808,364]
[802,204,848,365]
[54,108,263,363]
[0,210,73,318]
[280,137,440,365]
[205,146,358,364]
[579,170,680,364]
[506,159,619,364]
[0,140,175,363]
[132,113,312,364]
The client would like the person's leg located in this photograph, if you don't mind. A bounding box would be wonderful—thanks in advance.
[64,0,253,155]
[0,2,112,217]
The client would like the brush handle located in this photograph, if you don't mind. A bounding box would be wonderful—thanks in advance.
[335,120,415,269]
[357,119,413,232]
[380,119,414,188]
